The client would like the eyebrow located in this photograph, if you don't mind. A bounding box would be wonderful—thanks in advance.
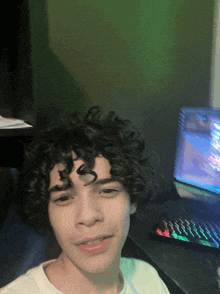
[48,178,119,195]
[93,178,119,185]
[48,182,73,195]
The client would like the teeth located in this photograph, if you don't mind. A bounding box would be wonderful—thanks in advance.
[83,238,105,245]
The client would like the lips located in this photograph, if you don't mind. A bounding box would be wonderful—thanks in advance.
[77,235,112,245]
[79,237,111,255]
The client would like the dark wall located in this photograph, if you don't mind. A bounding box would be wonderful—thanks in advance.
[30,0,213,181]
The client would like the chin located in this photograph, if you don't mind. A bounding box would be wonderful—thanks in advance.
[80,254,121,275]
[68,247,121,275]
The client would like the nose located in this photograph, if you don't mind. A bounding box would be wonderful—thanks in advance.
[76,194,103,227]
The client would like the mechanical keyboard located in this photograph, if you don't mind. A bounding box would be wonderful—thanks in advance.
[155,217,220,248]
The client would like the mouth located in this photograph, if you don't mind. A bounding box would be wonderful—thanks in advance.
[77,235,112,246]
[82,237,106,245]
[78,236,112,255]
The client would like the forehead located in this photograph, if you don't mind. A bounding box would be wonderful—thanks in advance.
[49,154,112,188]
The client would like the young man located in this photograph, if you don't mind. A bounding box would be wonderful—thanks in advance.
[0,107,170,293]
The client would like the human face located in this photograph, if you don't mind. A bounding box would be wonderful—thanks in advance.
[48,153,136,275]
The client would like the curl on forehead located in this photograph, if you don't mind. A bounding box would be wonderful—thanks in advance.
[49,152,98,189]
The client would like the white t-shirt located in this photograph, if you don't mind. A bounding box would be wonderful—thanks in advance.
[0,258,170,293]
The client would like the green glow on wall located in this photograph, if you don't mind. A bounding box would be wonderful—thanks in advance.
[29,0,214,179]
[47,0,180,92]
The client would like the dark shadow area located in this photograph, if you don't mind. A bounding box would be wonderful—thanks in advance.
[1,0,89,125]
[0,0,33,119]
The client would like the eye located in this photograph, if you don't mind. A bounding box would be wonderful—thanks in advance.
[100,189,119,197]
[54,195,73,203]
[102,189,117,193]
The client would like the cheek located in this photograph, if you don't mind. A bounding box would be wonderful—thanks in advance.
[48,205,73,237]
[104,198,131,239]
[122,205,131,239]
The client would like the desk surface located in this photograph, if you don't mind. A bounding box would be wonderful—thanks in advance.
[129,198,220,294]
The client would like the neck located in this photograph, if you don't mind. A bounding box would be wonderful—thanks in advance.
[47,253,124,294]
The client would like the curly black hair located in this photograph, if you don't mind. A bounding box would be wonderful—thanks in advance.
[17,106,164,233]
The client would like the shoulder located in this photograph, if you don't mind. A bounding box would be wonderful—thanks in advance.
[0,260,56,294]
[120,257,159,277]
[120,258,170,293]
[0,269,40,294]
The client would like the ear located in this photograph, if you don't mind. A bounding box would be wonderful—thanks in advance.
[130,203,137,215]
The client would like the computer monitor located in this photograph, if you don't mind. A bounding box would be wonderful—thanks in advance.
[174,107,220,200]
